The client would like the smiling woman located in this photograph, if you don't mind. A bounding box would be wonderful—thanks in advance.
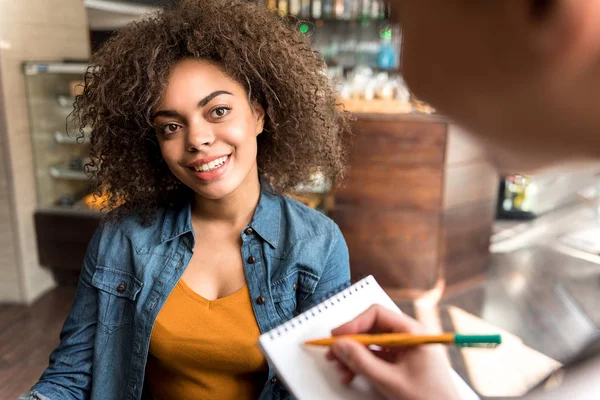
[73,0,350,219]
[21,1,352,400]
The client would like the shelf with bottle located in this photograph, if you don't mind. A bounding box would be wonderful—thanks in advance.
[49,165,90,181]
[47,186,123,214]
[332,66,436,114]
[54,128,92,144]
[49,155,93,181]
[49,167,89,181]
[315,21,401,72]
[266,0,389,22]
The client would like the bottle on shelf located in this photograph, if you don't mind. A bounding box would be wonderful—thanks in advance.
[376,25,396,70]
[334,0,345,19]
[370,0,379,19]
[342,0,352,20]
[322,0,334,18]
[379,0,386,19]
[350,0,360,19]
[300,0,311,17]
[290,0,301,16]
[360,0,371,19]
[278,0,289,16]
[312,0,322,19]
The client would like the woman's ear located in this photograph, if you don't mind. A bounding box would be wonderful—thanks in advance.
[253,102,265,136]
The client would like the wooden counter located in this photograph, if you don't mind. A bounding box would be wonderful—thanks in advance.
[332,114,498,299]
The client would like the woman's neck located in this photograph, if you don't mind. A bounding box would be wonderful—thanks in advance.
[191,172,261,227]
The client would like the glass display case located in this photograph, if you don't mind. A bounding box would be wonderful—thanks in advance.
[24,62,96,211]
[23,61,101,285]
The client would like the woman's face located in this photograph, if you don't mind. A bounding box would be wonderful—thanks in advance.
[154,59,264,200]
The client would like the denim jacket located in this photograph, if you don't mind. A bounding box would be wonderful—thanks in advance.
[22,189,350,400]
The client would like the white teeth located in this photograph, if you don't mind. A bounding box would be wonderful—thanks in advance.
[193,156,228,172]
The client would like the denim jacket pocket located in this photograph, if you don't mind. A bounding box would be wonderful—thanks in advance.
[91,266,143,334]
[271,269,318,320]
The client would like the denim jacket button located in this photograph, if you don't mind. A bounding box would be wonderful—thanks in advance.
[247,256,256,264]
[293,282,297,291]
[256,295,266,305]
[244,227,254,235]
[116,283,127,293]
[271,377,278,384]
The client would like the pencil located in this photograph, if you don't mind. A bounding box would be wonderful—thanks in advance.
[304,333,501,348]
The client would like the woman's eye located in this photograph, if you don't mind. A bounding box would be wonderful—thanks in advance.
[211,106,231,119]
[160,123,181,135]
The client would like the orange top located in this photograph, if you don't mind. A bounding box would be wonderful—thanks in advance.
[146,280,268,400]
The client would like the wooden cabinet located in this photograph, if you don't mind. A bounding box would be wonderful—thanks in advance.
[35,209,101,285]
[333,114,498,299]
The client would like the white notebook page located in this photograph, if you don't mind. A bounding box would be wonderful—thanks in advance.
[258,275,480,400]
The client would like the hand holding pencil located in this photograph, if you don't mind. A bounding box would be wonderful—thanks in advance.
[325,305,465,400]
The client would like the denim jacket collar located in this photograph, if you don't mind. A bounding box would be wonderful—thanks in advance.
[248,189,280,248]
[159,187,281,248]
[160,201,193,244]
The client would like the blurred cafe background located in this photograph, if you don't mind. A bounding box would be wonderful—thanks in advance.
[1,1,600,398]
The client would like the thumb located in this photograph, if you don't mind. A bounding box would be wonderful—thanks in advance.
[331,338,400,393]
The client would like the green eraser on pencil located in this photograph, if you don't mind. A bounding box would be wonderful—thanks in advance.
[454,334,502,348]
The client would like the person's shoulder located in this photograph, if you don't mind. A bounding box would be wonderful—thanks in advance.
[279,195,339,237]
[99,207,170,244]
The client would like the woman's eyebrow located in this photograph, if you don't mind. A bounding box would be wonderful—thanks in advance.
[152,109,181,121]
[198,90,233,107]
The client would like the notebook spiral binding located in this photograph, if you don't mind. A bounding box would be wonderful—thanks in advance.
[300,274,370,311]
[303,281,352,311]
[267,276,372,341]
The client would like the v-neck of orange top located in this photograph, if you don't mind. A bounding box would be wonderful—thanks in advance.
[177,279,249,309]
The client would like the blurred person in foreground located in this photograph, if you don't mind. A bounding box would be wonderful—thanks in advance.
[328,0,600,399]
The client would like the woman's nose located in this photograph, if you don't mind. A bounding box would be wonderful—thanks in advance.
[186,122,215,152]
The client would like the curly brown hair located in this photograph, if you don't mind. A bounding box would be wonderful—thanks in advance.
[73,0,350,221]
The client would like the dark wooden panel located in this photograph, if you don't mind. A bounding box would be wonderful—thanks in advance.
[34,209,101,284]
[334,114,496,296]
[335,165,444,212]
[350,119,447,166]
[335,117,448,295]
[333,205,441,291]
[441,200,496,287]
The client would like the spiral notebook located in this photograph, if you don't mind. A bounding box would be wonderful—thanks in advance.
[258,275,480,400]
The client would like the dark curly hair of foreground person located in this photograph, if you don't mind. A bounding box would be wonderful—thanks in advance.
[72,0,351,221]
